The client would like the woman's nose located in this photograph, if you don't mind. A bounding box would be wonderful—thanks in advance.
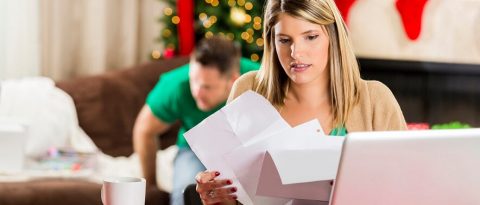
[290,43,304,59]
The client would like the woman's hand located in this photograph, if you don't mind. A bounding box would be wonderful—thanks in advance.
[195,171,238,205]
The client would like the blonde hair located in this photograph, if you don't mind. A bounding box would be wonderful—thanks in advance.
[255,0,361,127]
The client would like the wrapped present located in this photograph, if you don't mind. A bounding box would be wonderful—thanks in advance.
[407,122,430,130]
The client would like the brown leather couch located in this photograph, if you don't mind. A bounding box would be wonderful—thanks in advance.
[0,57,189,205]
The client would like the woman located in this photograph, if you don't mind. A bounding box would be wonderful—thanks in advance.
[195,0,407,204]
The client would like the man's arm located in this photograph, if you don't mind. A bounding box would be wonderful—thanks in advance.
[133,105,171,186]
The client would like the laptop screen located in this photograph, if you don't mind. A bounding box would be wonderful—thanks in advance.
[330,129,480,205]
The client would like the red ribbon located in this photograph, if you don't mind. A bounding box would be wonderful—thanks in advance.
[177,0,195,56]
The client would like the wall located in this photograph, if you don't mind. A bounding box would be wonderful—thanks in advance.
[349,0,480,64]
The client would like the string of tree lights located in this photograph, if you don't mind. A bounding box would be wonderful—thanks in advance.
[154,0,265,62]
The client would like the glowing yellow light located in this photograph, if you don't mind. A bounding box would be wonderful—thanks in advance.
[245,2,253,10]
[247,28,254,35]
[205,0,212,4]
[228,0,236,7]
[237,0,246,6]
[199,13,208,21]
[152,50,161,59]
[205,31,214,38]
[209,16,217,23]
[251,54,259,62]
[203,20,212,28]
[244,14,251,23]
[219,32,225,36]
[256,38,264,47]
[172,16,180,24]
[227,33,235,40]
[163,7,173,16]
[241,32,249,40]
[162,29,172,37]
[212,0,219,6]
[254,16,262,23]
[230,7,246,26]
[247,36,254,43]
[253,23,262,30]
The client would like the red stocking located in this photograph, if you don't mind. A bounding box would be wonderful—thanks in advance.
[396,0,429,41]
[177,0,195,55]
[335,0,357,24]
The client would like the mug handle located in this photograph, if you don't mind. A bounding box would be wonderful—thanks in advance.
[101,184,106,205]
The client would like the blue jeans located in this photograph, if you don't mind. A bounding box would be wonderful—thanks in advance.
[171,148,206,205]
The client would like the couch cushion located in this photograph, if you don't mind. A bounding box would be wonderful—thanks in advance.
[0,179,169,205]
[56,57,189,156]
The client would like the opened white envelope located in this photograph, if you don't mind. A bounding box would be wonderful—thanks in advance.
[256,151,333,201]
[268,138,344,184]
[255,137,343,201]
[224,120,335,203]
[256,137,344,201]
[184,91,291,205]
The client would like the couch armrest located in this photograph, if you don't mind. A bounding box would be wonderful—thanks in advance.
[0,179,169,205]
[56,57,189,156]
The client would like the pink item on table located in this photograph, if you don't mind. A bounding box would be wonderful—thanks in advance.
[407,122,430,130]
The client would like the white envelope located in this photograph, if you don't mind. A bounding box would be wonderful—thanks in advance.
[224,120,340,203]
[267,139,344,184]
[255,135,343,201]
[256,150,334,201]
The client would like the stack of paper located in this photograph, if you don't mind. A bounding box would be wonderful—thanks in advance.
[185,91,344,205]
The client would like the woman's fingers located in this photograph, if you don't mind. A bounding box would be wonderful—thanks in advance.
[195,171,220,183]
[213,186,238,197]
[199,187,238,204]
[195,171,238,204]
[196,179,233,193]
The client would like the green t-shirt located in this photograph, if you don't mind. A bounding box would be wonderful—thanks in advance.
[146,58,260,148]
[330,126,347,136]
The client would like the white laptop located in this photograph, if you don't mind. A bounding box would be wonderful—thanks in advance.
[330,129,480,205]
[0,122,28,173]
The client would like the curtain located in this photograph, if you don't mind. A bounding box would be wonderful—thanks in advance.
[0,0,40,80]
[40,0,164,80]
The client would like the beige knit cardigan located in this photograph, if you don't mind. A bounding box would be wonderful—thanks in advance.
[227,71,407,132]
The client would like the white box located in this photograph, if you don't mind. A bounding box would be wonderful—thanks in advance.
[0,122,27,173]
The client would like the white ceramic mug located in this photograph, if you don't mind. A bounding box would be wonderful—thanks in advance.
[101,176,146,205]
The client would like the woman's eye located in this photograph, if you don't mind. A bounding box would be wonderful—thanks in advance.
[278,39,290,44]
[306,35,319,41]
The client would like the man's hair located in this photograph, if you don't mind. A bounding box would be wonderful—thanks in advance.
[192,36,241,75]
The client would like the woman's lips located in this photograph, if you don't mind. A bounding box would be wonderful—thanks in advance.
[290,63,312,72]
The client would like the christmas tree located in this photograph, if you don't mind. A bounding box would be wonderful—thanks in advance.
[157,0,265,62]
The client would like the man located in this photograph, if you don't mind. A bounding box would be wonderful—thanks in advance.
[133,36,260,205]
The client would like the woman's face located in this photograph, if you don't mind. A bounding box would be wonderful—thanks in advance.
[274,13,330,85]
